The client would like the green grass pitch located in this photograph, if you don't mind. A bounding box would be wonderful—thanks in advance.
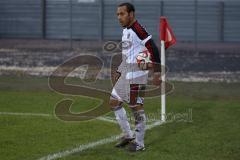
[0,76,239,160]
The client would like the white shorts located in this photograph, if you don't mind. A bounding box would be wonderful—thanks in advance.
[111,75,145,106]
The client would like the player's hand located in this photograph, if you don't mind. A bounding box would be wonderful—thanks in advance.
[138,62,153,70]
[152,72,162,86]
[147,63,153,69]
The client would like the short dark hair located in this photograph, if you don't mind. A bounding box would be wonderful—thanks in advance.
[118,2,135,13]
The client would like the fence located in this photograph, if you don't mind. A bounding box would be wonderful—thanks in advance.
[0,0,240,42]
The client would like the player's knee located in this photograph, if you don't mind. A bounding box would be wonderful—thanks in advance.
[129,95,144,110]
[109,97,122,111]
[130,104,144,112]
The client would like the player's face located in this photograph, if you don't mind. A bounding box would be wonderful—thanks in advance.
[117,6,131,28]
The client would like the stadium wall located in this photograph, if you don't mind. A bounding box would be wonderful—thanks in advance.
[0,0,240,42]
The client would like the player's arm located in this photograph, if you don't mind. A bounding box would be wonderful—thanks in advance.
[145,39,161,72]
[145,39,162,85]
[131,21,161,85]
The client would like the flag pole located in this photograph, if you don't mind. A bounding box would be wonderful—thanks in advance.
[161,40,166,122]
[160,16,176,123]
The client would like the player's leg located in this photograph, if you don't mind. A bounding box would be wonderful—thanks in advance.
[128,84,146,151]
[109,97,133,138]
[109,97,134,147]
[110,76,134,147]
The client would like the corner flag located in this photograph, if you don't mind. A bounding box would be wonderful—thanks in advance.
[160,16,176,49]
[159,16,176,122]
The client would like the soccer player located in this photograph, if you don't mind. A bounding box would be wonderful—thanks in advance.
[110,2,161,152]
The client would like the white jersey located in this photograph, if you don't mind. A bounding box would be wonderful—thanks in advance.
[117,20,152,84]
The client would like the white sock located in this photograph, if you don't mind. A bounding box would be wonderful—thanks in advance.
[133,110,146,147]
[114,107,133,138]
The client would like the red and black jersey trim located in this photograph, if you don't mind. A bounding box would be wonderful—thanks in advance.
[145,39,161,63]
[146,39,161,72]
[130,21,149,40]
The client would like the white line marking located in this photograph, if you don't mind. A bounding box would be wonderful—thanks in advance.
[0,112,52,117]
[38,134,122,160]
[146,120,164,130]
[37,120,164,160]
[0,112,118,124]
[0,112,112,120]
[0,112,160,125]
[96,116,118,124]
[98,116,163,127]
[0,112,117,122]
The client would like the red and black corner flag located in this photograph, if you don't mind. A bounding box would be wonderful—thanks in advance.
[160,16,176,49]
